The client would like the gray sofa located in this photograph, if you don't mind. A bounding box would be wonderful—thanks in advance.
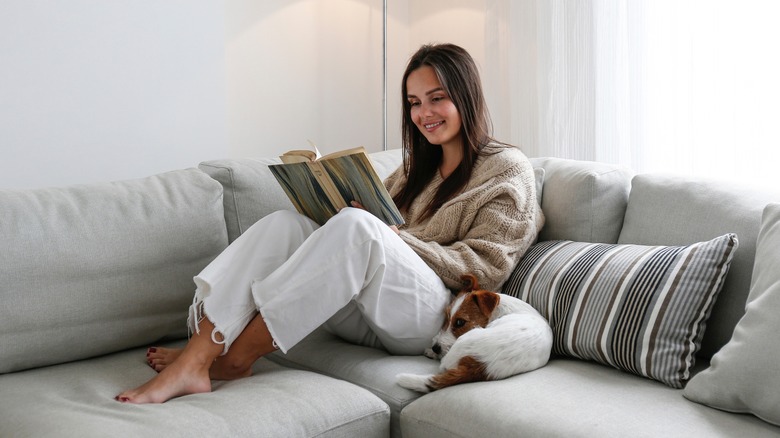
[2,149,779,437]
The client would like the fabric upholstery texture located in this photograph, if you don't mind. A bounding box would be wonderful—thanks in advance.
[400,358,780,438]
[0,345,390,438]
[267,328,437,438]
[684,203,780,426]
[533,167,544,205]
[0,169,228,374]
[503,234,738,388]
[529,157,633,243]
[198,156,292,243]
[618,174,780,360]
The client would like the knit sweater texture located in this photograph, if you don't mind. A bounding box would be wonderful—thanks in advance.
[384,144,544,292]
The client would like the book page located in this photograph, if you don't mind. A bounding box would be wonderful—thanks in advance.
[318,146,367,161]
[279,142,322,164]
[279,150,317,164]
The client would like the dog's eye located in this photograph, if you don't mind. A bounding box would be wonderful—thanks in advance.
[454,318,466,328]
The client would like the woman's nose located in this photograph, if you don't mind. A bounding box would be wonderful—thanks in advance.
[419,102,433,117]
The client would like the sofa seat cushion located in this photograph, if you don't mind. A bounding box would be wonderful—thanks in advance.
[0,343,390,438]
[400,358,780,438]
[267,328,439,438]
[0,169,228,374]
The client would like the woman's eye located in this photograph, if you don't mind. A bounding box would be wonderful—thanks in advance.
[454,319,466,328]
[409,101,420,107]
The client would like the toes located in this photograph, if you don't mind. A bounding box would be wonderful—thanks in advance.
[146,347,161,359]
[147,358,166,372]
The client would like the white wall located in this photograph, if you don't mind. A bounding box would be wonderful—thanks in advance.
[407,1,487,64]
[0,1,226,189]
[226,0,393,158]
[1,0,498,189]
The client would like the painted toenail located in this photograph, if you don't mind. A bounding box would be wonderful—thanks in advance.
[148,347,157,353]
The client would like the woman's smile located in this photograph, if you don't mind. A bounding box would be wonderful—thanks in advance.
[424,121,444,131]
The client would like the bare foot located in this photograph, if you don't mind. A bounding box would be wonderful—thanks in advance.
[147,347,182,372]
[117,318,224,404]
[116,354,212,403]
[147,347,252,380]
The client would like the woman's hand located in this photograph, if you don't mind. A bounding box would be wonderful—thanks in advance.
[350,201,400,235]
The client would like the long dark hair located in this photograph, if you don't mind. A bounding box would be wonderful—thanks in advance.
[394,43,495,220]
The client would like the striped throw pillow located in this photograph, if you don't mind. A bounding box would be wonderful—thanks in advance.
[503,234,738,388]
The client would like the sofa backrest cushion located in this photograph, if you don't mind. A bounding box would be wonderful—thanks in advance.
[200,149,403,243]
[618,174,780,360]
[0,169,228,374]
[201,152,626,247]
[530,157,633,244]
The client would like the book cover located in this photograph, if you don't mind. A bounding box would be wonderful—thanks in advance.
[269,146,404,226]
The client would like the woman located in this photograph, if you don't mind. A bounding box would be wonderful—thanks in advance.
[116,43,543,403]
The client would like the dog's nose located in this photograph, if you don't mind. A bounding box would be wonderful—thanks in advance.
[432,344,441,355]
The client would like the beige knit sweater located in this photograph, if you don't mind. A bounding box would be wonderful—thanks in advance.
[384,144,544,292]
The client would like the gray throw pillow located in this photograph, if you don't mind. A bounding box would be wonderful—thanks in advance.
[684,204,780,426]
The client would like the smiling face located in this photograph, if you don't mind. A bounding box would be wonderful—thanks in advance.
[406,65,463,151]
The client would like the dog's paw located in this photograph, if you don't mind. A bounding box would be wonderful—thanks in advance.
[396,373,433,393]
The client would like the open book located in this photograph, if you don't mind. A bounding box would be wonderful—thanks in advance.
[269,146,404,226]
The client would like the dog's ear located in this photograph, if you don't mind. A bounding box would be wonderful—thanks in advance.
[460,274,480,292]
[472,291,500,317]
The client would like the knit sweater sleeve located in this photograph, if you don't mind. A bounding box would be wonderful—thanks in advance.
[397,147,544,291]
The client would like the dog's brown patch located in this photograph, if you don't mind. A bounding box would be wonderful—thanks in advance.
[460,274,479,292]
[428,355,488,391]
[447,290,500,338]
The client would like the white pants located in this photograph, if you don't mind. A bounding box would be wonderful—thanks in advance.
[189,208,450,356]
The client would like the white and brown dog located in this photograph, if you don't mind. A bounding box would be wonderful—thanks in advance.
[397,274,553,393]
